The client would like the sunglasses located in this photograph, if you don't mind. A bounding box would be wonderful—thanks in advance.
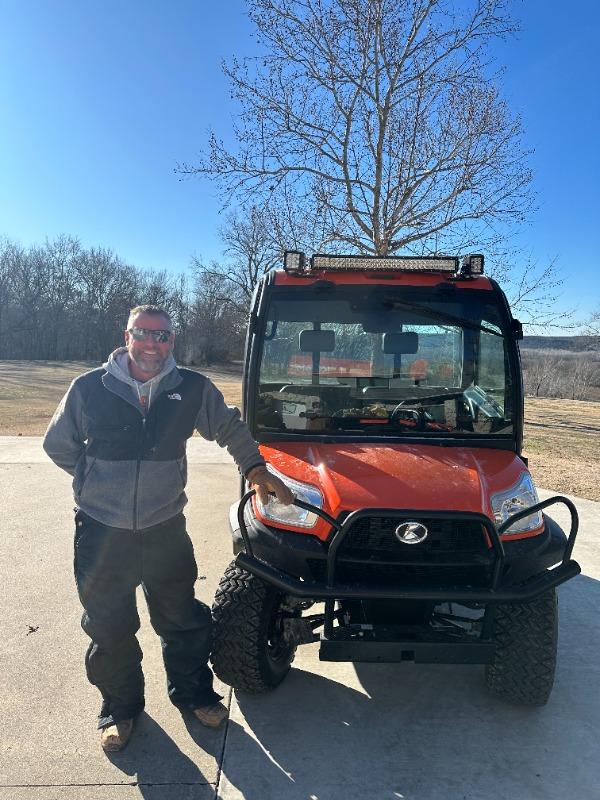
[128,327,172,344]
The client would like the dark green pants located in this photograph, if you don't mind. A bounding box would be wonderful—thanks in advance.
[74,510,221,729]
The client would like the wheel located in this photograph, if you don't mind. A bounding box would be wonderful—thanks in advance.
[485,589,558,705]
[211,560,297,693]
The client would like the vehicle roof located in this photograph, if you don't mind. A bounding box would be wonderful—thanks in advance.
[272,269,494,290]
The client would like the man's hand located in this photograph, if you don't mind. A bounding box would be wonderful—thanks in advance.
[247,465,294,506]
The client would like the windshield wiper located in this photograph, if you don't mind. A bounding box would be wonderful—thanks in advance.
[382,297,503,337]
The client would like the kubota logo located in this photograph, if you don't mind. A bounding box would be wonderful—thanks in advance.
[395,522,428,545]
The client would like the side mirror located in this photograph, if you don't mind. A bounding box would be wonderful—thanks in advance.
[511,319,523,341]
[299,329,336,352]
[383,332,419,354]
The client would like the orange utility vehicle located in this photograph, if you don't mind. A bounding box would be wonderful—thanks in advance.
[211,253,580,705]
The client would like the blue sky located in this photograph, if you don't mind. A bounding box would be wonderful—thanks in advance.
[0,0,598,329]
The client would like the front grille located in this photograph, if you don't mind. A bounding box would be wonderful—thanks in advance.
[306,515,494,589]
[338,516,487,559]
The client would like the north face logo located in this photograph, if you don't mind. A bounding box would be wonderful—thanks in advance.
[167,393,182,401]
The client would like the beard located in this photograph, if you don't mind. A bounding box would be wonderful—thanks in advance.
[128,349,169,376]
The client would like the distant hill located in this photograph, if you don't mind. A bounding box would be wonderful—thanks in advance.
[521,336,600,352]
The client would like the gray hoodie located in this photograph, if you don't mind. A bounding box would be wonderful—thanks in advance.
[43,349,265,529]
[105,348,176,413]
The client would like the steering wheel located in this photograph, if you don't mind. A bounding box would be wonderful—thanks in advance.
[393,391,464,407]
[390,405,426,429]
[463,395,478,422]
[391,392,468,431]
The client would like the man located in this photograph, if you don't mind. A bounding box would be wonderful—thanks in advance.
[43,304,292,753]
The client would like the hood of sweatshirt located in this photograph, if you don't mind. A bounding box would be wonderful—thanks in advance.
[104,347,177,410]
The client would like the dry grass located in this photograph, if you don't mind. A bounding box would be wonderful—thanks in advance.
[1,361,598,501]
[0,360,243,436]
[523,397,600,501]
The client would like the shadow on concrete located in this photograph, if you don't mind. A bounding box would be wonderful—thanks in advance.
[221,574,600,800]
[104,711,217,799]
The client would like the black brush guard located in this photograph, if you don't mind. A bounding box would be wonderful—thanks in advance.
[234,491,580,663]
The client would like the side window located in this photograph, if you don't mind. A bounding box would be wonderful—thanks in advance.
[478,331,507,413]
[261,321,306,382]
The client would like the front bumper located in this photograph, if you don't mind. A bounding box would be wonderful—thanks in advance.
[230,494,580,606]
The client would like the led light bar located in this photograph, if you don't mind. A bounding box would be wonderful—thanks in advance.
[310,254,460,273]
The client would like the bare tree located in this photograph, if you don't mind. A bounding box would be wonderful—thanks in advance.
[181,0,530,259]
[522,352,563,398]
[264,182,349,255]
[72,247,139,359]
[194,201,343,310]
[0,234,191,361]
[570,355,598,401]
[194,207,279,308]
[136,269,176,309]
[584,308,600,336]
[490,252,571,330]
[169,273,194,363]
[0,238,26,355]
[189,272,246,364]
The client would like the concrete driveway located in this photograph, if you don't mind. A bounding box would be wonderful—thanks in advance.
[1,436,598,799]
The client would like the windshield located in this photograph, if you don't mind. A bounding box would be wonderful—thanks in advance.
[256,285,514,438]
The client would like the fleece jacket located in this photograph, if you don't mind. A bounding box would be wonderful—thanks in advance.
[43,348,265,530]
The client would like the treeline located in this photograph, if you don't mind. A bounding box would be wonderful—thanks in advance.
[523,336,600,352]
[521,348,600,401]
[0,235,246,364]
[2,234,600,403]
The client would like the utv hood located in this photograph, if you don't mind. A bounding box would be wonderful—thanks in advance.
[260,442,527,539]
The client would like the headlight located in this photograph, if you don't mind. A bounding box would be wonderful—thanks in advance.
[491,474,543,534]
[255,465,323,528]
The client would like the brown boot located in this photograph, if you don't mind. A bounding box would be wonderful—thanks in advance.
[100,718,135,752]
[193,701,228,728]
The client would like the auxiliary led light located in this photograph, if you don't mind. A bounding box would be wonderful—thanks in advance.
[283,250,306,273]
[462,254,485,275]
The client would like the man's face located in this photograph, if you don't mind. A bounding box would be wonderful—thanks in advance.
[125,312,174,377]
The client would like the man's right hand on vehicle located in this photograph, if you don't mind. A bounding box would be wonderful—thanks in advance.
[247,465,294,506]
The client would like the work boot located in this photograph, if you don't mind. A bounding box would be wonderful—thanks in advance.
[193,701,228,728]
[100,718,135,752]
